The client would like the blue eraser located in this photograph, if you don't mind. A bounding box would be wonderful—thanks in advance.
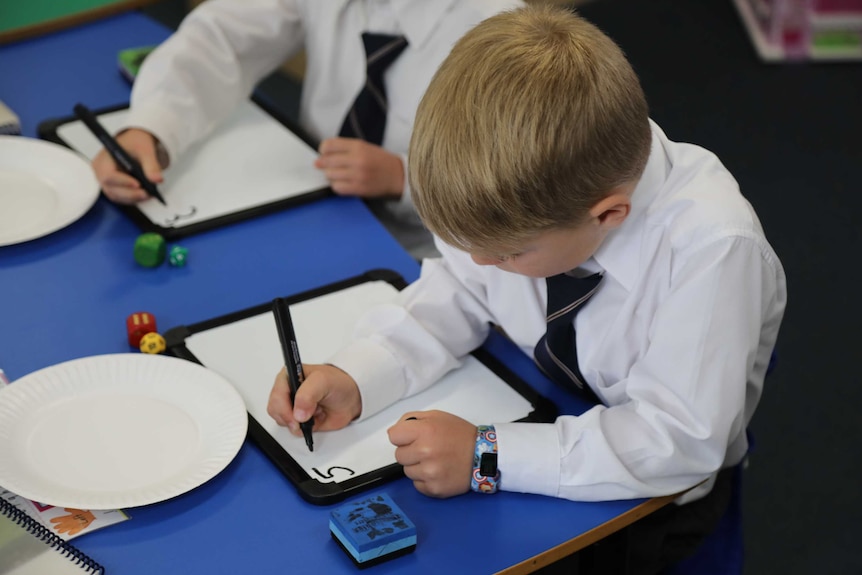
[329,492,417,568]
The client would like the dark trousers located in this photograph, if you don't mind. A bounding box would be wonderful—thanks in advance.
[625,467,735,574]
[537,467,735,575]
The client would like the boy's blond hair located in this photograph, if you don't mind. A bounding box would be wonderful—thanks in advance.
[409,5,651,254]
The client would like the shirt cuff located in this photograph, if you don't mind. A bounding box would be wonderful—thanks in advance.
[328,338,407,422]
[494,421,561,497]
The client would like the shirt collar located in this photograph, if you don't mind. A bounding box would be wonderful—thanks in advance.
[589,120,669,291]
[345,0,457,49]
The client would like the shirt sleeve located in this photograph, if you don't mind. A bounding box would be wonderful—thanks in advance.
[497,232,785,501]
[123,0,304,161]
[328,242,496,420]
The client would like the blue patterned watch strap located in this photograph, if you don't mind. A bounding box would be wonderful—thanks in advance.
[470,425,500,494]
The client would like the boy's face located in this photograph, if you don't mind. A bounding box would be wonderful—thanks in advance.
[468,184,634,278]
[470,224,606,278]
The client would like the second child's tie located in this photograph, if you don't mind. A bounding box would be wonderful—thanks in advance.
[339,33,409,146]
[534,272,604,404]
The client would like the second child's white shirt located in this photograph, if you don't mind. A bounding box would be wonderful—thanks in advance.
[123,0,523,258]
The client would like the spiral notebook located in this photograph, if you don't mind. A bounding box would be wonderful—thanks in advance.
[0,498,105,575]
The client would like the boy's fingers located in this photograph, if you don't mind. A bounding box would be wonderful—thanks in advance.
[319,167,354,182]
[100,181,150,204]
[138,154,163,183]
[394,446,422,467]
[387,417,422,446]
[292,372,330,423]
[318,137,356,155]
[317,151,357,172]
[103,172,143,190]
[266,367,295,427]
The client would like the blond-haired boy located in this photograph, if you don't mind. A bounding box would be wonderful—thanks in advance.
[269,5,786,571]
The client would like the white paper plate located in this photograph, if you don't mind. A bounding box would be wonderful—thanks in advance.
[0,136,100,247]
[0,354,248,509]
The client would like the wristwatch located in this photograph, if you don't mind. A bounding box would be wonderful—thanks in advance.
[470,425,500,494]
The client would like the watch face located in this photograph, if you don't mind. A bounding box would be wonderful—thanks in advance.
[479,452,498,477]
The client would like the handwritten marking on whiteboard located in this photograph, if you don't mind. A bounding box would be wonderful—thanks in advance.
[163,205,198,227]
[312,466,356,481]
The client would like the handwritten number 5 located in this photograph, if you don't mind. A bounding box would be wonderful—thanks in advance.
[312,466,356,480]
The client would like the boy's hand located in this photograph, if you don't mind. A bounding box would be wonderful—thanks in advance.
[315,137,404,199]
[267,363,362,434]
[92,128,165,204]
[388,410,476,498]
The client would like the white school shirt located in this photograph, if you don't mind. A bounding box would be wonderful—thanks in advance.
[124,0,523,258]
[330,121,788,504]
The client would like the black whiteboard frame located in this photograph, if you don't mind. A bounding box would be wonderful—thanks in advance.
[163,269,557,505]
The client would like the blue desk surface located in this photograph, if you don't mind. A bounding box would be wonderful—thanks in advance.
[0,12,657,575]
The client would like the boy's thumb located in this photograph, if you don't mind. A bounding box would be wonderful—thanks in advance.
[140,154,163,183]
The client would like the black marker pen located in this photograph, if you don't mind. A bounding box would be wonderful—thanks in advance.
[272,297,314,451]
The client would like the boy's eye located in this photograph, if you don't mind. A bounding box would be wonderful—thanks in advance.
[498,252,522,262]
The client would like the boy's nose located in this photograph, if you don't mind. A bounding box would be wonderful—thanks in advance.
[471,254,502,266]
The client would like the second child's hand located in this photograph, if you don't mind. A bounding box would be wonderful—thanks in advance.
[315,137,404,198]
[91,128,166,204]
[74,103,167,205]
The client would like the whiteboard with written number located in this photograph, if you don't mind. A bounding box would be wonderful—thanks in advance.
[164,270,556,505]
[39,99,331,239]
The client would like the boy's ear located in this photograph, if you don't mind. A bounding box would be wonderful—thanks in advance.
[589,190,632,230]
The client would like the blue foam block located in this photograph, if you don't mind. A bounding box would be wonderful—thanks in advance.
[329,492,417,568]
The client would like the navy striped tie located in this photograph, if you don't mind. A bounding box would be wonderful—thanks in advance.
[534,272,603,403]
[339,33,408,146]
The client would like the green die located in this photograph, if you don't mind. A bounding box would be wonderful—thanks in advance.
[133,233,166,268]
[168,245,189,267]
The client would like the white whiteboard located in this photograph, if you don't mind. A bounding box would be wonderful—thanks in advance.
[54,100,329,230]
[180,279,539,499]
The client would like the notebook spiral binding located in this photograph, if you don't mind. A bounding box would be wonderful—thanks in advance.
[0,497,106,574]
